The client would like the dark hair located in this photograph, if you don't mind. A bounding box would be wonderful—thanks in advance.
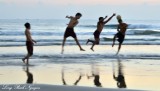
[118,19,123,23]
[99,17,103,21]
[24,22,30,29]
[76,13,82,16]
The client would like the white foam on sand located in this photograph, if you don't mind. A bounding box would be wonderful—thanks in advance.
[0,84,146,91]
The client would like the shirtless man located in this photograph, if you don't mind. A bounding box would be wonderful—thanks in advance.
[86,13,116,51]
[62,13,85,54]
[22,23,36,65]
[112,16,128,55]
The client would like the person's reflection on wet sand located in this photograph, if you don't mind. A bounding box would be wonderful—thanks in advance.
[61,68,82,86]
[87,63,102,87]
[74,74,82,85]
[24,65,33,83]
[113,58,126,88]
[62,69,67,85]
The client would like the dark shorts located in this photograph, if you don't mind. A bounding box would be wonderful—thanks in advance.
[64,28,77,38]
[26,41,33,56]
[93,30,101,39]
[116,32,125,44]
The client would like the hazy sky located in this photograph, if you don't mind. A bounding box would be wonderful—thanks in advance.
[0,0,160,20]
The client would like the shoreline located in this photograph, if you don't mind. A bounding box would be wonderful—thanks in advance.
[0,45,159,59]
[0,45,159,91]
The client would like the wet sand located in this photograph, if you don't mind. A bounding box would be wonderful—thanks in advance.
[0,45,160,91]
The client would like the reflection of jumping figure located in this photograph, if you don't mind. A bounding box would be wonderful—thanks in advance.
[113,58,127,88]
[61,68,82,86]
[87,63,102,87]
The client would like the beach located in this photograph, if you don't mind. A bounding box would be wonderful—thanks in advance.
[0,0,160,90]
[0,45,160,91]
[0,19,160,91]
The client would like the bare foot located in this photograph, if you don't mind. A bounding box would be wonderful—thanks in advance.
[86,39,89,45]
[80,48,85,51]
[22,58,25,63]
[90,48,94,52]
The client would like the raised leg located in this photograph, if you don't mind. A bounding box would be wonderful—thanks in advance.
[86,39,95,45]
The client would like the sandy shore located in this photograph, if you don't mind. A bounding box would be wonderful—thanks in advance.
[0,45,159,91]
[0,45,159,56]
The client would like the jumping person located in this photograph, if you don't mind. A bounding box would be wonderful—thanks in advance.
[61,13,85,54]
[112,15,128,55]
[22,23,36,65]
[86,13,116,51]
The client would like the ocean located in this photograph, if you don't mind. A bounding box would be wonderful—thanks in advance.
[0,19,160,91]
[0,19,160,47]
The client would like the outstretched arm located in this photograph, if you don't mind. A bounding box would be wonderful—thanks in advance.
[104,16,108,20]
[113,73,117,81]
[66,16,73,19]
[104,13,116,24]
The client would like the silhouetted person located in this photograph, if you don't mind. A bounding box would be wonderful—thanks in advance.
[24,66,33,83]
[61,68,82,86]
[87,63,102,87]
[113,58,127,88]
[86,13,116,51]
[61,13,85,54]
[22,23,36,65]
[112,15,128,55]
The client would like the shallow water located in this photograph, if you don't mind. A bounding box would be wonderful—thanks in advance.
[0,19,160,47]
[0,58,160,91]
[0,45,160,91]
